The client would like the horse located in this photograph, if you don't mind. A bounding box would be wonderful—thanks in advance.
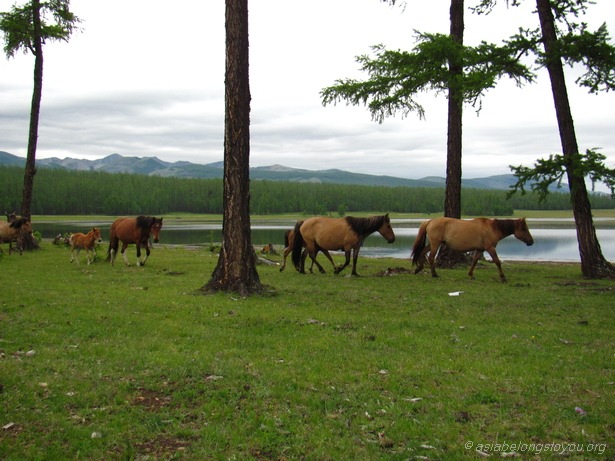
[0,218,32,255]
[411,217,534,282]
[292,214,395,276]
[69,227,102,265]
[280,223,329,273]
[106,216,163,266]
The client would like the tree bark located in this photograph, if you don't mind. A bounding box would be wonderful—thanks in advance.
[440,0,469,268]
[21,0,42,250]
[536,0,615,278]
[202,0,264,295]
[444,0,464,220]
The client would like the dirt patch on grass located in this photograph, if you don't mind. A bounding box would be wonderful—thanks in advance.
[134,435,197,458]
[555,281,614,292]
[376,267,413,277]
[133,388,172,411]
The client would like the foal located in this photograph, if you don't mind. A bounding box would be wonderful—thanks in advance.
[70,227,103,265]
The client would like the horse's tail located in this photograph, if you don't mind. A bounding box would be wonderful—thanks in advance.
[411,220,430,265]
[291,221,305,271]
[106,227,118,262]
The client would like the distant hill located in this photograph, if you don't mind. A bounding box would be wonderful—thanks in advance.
[0,151,554,191]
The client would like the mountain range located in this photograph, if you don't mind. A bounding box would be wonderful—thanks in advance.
[0,151,533,191]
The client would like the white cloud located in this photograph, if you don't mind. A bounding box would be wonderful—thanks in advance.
[1,0,614,181]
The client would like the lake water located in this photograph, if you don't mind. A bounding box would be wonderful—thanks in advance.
[33,218,615,263]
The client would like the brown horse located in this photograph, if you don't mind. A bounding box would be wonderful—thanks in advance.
[106,216,163,266]
[411,217,534,282]
[69,227,102,265]
[292,214,395,276]
[280,223,330,273]
[0,218,32,255]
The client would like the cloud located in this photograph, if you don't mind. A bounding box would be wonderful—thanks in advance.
[1,0,614,181]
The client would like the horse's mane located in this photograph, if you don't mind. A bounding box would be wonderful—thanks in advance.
[345,215,388,237]
[136,215,154,233]
[493,219,516,237]
[9,218,28,229]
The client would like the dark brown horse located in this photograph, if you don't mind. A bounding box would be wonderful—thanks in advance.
[411,217,534,282]
[280,223,330,273]
[106,216,163,266]
[292,214,395,276]
[0,217,32,255]
[69,227,102,265]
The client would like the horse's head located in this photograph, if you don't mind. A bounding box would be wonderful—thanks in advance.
[378,214,396,243]
[5,211,17,223]
[514,218,534,246]
[12,218,32,234]
[92,227,103,244]
[150,217,163,243]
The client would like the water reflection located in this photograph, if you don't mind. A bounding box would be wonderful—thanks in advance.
[34,220,615,262]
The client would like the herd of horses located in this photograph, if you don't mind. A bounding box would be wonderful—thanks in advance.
[282,214,534,281]
[1,211,535,281]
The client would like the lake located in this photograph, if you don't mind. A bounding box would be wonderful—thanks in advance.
[33,218,615,263]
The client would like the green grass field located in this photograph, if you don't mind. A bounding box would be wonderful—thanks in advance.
[1,238,613,460]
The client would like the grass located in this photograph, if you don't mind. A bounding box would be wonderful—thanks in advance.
[1,240,614,460]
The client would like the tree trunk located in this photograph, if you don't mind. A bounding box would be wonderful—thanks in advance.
[444,0,464,220]
[440,0,469,267]
[21,0,42,250]
[202,0,264,296]
[536,0,615,278]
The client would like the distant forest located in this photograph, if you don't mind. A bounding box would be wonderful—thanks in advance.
[1,166,613,216]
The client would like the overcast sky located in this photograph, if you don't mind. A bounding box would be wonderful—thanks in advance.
[1,0,614,180]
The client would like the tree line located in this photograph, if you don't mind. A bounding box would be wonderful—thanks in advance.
[1,166,613,217]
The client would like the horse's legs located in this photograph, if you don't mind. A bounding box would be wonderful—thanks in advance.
[139,243,151,266]
[314,249,332,274]
[280,246,292,272]
[413,247,430,274]
[317,249,335,274]
[72,248,81,265]
[427,242,440,277]
[350,248,361,276]
[485,248,507,282]
[467,250,483,279]
[136,243,144,266]
[121,242,131,266]
[334,250,351,275]
[300,250,308,274]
